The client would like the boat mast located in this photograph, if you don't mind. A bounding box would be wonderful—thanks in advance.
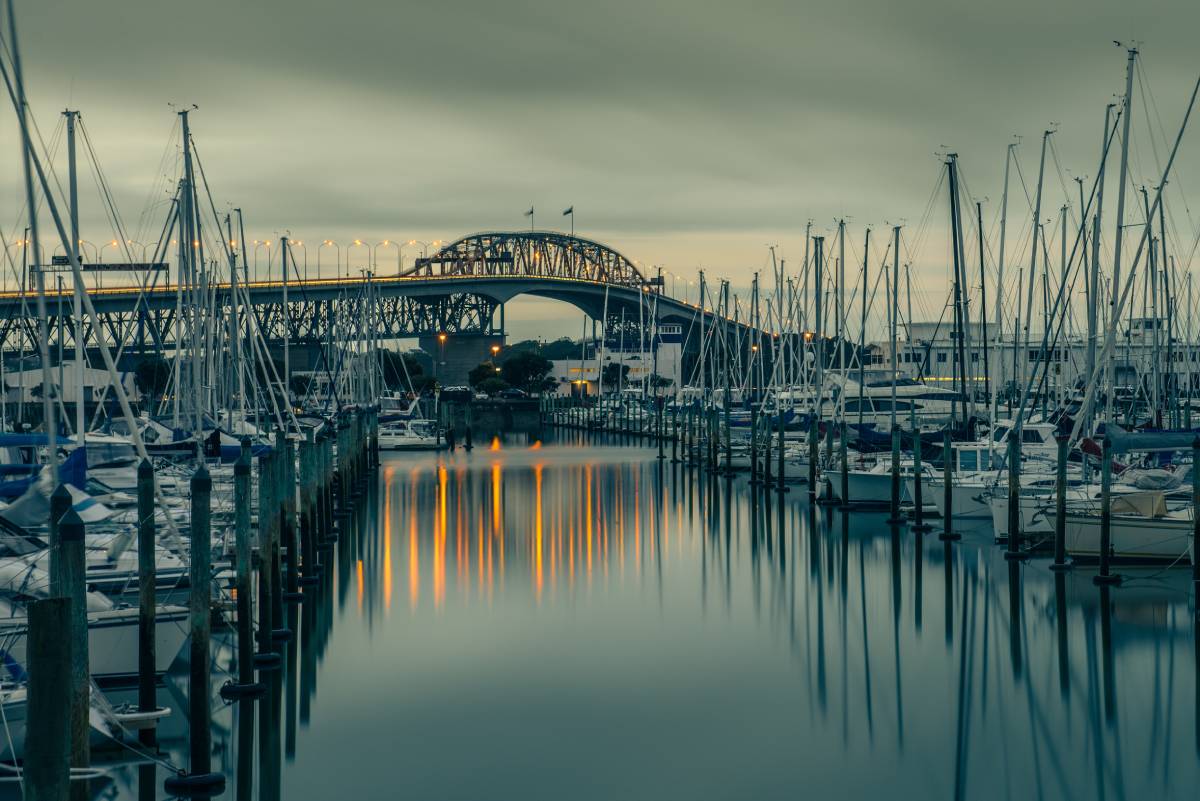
[995,142,1013,421]
[976,200,990,409]
[858,228,871,430]
[890,226,899,433]
[1022,130,1051,405]
[1104,47,1138,427]
[65,108,85,442]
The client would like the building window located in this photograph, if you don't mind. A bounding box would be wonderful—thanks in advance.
[970,351,979,363]
[936,352,947,364]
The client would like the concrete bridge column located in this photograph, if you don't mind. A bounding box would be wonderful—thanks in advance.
[417,333,505,386]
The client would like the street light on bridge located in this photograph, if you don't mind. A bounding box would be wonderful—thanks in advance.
[374,240,401,276]
[348,239,369,279]
[290,240,308,282]
[318,240,340,281]
[253,240,272,281]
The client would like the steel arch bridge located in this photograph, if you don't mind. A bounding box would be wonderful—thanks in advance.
[0,231,743,357]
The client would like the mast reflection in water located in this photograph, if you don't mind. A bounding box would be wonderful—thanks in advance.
[108,441,1198,800]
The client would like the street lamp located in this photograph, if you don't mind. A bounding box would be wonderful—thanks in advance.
[374,240,401,276]
[318,240,340,281]
[408,240,442,274]
[436,332,448,381]
[348,239,369,279]
[290,240,308,282]
[253,240,272,281]
[3,238,30,292]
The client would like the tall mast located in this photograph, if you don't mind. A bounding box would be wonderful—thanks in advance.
[946,155,969,426]
[890,227,899,432]
[837,219,845,373]
[1084,104,1114,435]
[813,237,825,426]
[995,143,1013,421]
[1022,130,1051,401]
[1104,48,1138,426]
[281,235,291,403]
[65,109,85,441]
[976,200,990,408]
[858,228,871,429]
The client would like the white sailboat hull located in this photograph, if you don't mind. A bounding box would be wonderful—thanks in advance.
[0,606,188,679]
[1045,511,1193,562]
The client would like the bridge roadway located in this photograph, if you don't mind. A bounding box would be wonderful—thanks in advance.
[0,270,740,352]
[0,231,761,359]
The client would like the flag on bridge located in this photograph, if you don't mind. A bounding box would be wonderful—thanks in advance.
[562,206,573,216]
[524,206,534,217]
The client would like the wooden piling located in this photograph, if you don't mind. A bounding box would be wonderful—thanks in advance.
[26,597,72,801]
[889,424,902,524]
[221,439,265,701]
[839,421,849,509]
[56,508,89,796]
[164,465,225,795]
[136,459,157,746]
[1094,435,1121,585]
[1050,434,1071,571]
[912,430,929,532]
[1006,433,1021,554]
[1193,438,1200,592]
[940,428,960,541]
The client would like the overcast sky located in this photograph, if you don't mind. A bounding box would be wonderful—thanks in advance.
[7,0,1200,340]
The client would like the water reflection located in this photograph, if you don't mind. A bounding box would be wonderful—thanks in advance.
[102,441,1196,800]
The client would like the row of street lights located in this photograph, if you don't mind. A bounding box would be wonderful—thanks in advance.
[245,238,444,282]
[0,236,446,291]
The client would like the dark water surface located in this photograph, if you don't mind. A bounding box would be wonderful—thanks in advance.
[115,439,1198,800]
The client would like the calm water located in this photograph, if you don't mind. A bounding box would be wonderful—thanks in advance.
[109,438,1198,800]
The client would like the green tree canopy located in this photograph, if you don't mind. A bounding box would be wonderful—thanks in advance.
[601,362,629,389]
[500,351,556,394]
[134,357,172,401]
[468,362,502,388]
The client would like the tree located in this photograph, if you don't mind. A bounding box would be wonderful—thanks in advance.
[468,362,502,388]
[379,350,424,391]
[540,337,580,360]
[289,374,312,399]
[601,362,629,389]
[649,373,674,393]
[134,357,172,404]
[500,351,555,394]
[477,377,509,396]
[410,375,438,396]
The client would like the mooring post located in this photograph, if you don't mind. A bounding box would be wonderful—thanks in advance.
[1050,433,1072,571]
[1006,432,1021,554]
[56,508,89,791]
[1094,435,1121,586]
[762,409,772,487]
[269,445,289,641]
[839,421,849,509]
[257,449,277,661]
[671,405,679,463]
[889,424,902,524]
[48,483,71,590]
[912,430,928,532]
[164,464,225,796]
[775,403,786,492]
[940,428,960,541]
[807,417,819,497]
[222,439,265,701]
[299,430,319,584]
[136,458,157,747]
[26,597,72,801]
[281,430,301,603]
[749,411,759,485]
[1193,438,1200,593]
